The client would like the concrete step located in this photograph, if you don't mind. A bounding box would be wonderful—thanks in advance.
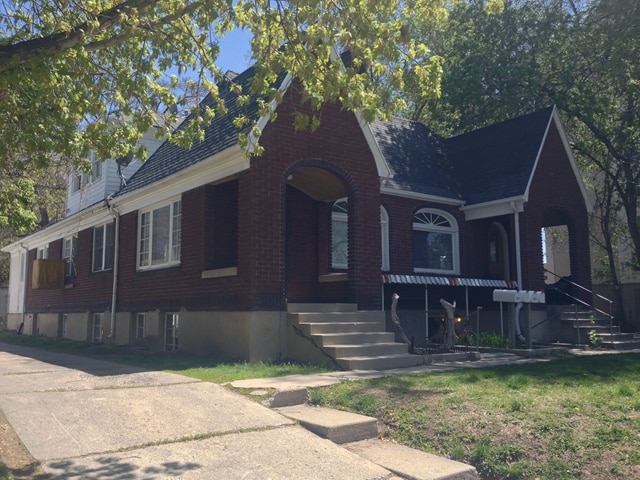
[345,439,477,480]
[599,338,640,350]
[337,353,425,370]
[275,405,477,479]
[299,321,385,335]
[289,311,385,323]
[287,303,357,313]
[575,324,621,334]
[275,404,378,444]
[324,342,411,358]
[314,331,396,346]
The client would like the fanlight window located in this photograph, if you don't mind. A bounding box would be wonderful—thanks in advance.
[413,209,459,274]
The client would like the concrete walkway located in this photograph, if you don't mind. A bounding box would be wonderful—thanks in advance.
[0,343,547,479]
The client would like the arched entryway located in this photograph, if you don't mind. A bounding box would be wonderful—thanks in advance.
[540,206,589,304]
[282,163,354,304]
[488,221,510,281]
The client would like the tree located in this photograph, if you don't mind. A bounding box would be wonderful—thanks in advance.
[404,0,639,321]
[0,0,451,234]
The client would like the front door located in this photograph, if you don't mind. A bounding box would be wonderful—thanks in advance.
[488,222,509,280]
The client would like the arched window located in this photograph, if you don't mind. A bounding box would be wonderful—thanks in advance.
[331,199,348,269]
[413,209,459,274]
[381,206,390,271]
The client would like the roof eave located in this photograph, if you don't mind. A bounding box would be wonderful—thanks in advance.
[381,185,466,206]
[112,143,247,216]
[460,197,525,220]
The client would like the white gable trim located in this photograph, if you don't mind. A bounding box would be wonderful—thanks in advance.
[246,73,294,155]
[358,113,392,178]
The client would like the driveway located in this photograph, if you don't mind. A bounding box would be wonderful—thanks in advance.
[0,342,392,479]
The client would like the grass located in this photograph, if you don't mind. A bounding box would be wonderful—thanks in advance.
[0,333,332,383]
[309,352,640,480]
[3,334,640,479]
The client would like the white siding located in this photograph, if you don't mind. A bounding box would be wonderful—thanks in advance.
[7,250,25,314]
[65,133,163,217]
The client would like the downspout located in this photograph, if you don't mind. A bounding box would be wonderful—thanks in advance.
[514,302,526,343]
[106,198,120,339]
[20,244,28,333]
[511,202,526,344]
[511,201,523,289]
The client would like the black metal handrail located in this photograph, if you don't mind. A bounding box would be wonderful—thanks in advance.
[544,268,614,339]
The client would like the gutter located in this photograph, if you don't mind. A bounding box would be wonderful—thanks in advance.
[20,243,28,333]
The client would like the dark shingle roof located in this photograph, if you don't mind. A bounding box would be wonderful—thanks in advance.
[371,117,463,201]
[116,66,262,197]
[445,106,554,205]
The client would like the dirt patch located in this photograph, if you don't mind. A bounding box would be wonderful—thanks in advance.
[0,408,46,479]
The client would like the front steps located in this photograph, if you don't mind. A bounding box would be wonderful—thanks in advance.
[275,401,477,479]
[554,307,640,349]
[288,303,424,370]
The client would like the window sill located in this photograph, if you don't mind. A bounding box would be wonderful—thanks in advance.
[319,273,348,283]
[414,268,459,276]
[137,262,180,272]
[202,267,238,279]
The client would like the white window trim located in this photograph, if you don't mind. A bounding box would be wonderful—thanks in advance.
[92,313,103,343]
[63,235,78,281]
[137,197,182,271]
[136,313,146,340]
[36,245,49,260]
[62,314,68,338]
[413,208,460,275]
[165,312,179,351]
[381,206,390,271]
[93,222,114,272]
[331,198,348,270]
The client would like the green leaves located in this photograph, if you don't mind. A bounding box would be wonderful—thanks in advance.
[0,178,37,235]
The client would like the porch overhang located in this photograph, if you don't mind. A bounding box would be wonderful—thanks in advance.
[382,274,518,289]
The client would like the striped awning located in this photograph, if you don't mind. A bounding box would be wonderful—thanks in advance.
[382,274,518,289]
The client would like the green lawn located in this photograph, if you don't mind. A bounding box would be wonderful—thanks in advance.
[0,334,332,383]
[2,334,639,479]
[309,352,640,480]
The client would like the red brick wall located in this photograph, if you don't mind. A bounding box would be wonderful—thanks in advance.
[26,225,115,313]
[522,122,591,296]
[246,83,383,309]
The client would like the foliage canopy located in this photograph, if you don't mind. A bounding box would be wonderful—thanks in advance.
[0,0,454,237]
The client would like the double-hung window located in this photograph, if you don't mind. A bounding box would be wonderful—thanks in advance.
[63,235,78,283]
[93,222,115,272]
[138,198,182,270]
[413,209,459,274]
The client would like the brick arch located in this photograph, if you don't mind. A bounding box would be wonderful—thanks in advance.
[280,159,363,305]
[539,205,591,302]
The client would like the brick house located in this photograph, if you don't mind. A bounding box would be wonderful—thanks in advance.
[2,65,593,367]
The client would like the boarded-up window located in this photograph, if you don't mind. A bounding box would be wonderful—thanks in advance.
[32,259,65,289]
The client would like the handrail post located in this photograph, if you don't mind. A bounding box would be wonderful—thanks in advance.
[476,306,481,352]
[574,304,580,345]
[609,299,613,337]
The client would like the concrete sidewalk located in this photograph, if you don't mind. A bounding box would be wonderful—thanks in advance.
[0,343,395,479]
[0,343,543,479]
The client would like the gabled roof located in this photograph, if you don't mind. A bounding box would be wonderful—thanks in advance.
[371,117,463,202]
[116,67,264,198]
[446,106,555,206]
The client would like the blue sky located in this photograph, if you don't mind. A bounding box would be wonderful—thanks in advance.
[215,29,253,73]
